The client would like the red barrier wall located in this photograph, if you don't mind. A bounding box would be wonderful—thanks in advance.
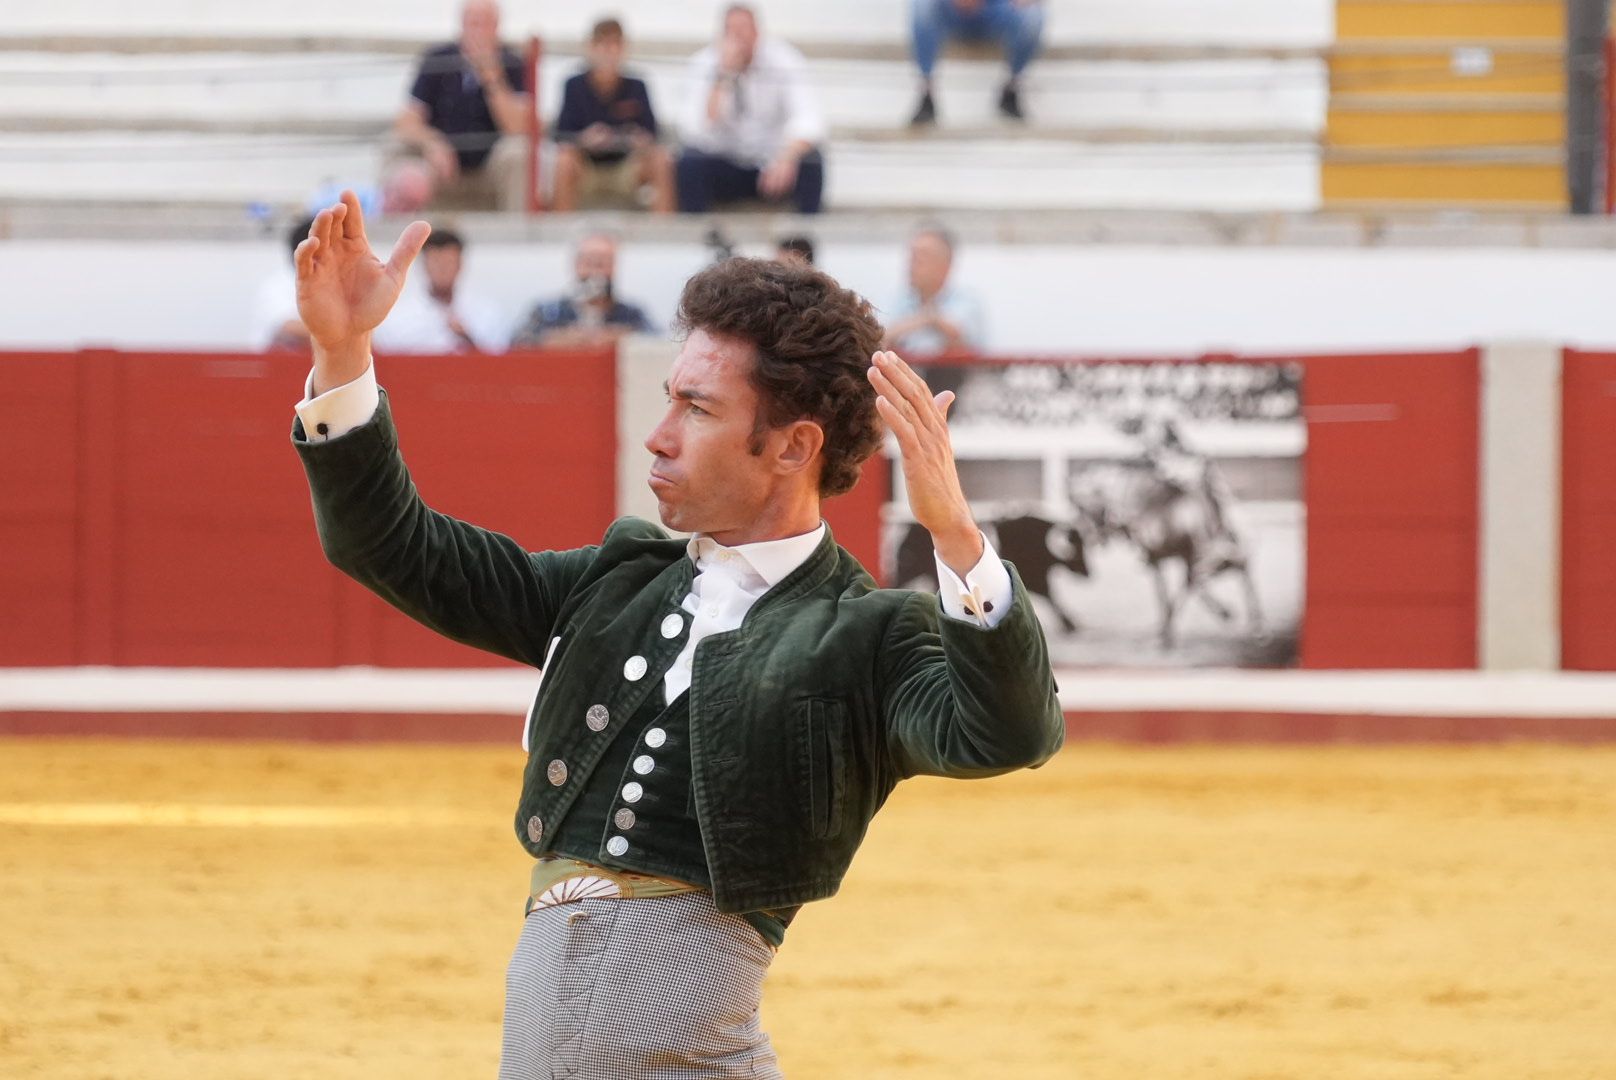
[1296,350,1480,668]
[0,347,1481,670]
[1562,349,1616,670]
[1,349,618,668]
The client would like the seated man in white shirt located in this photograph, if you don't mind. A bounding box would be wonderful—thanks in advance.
[249,216,317,352]
[371,227,506,354]
[675,4,827,214]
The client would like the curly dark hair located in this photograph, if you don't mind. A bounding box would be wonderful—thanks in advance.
[673,257,884,497]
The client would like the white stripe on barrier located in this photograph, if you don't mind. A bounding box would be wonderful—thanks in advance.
[5,667,1616,718]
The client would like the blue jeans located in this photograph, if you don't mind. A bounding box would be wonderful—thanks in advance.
[675,148,825,214]
[911,0,1045,79]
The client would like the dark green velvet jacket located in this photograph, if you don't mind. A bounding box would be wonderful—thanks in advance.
[294,393,1065,915]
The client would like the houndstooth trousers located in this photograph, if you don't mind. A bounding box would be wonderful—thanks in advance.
[497,891,785,1079]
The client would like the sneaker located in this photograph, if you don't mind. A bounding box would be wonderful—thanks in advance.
[998,83,1024,122]
[909,91,937,128]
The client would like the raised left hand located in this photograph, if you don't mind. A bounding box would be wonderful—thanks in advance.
[867,350,983,576]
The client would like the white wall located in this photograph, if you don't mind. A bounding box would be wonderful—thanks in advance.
[1,239,1613,355]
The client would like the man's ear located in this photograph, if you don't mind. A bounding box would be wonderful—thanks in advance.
[773,419,825,478]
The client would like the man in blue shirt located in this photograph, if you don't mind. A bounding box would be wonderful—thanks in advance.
[393,0,530,211]
[882,222,987,356]
[553,18,674,213]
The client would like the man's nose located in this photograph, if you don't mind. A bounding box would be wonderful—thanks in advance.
[645,414,675,457]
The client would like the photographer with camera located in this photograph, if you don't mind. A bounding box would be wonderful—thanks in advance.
[510,230,654,348]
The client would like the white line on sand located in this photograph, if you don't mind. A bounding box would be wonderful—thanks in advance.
[2,667,1616,719]
[0,802,484,828]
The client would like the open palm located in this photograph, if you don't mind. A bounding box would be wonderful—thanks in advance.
[295,190,430,348]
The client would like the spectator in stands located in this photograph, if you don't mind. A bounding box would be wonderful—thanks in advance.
[553,18,674,213]
[393,0,531,211]
[308,159,435,220]
[909,0,1046,125]
[775,234,816,266]
[510,231,654,347]
[250,216,315,352]
[882,222,986,354]
[372,228,506,354]
[676,4,827,214]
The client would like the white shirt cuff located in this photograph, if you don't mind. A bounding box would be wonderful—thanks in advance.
[935,533,1015,629]
[295,362,380,442]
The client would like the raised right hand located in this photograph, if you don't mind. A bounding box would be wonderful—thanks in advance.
[295,190,430,388]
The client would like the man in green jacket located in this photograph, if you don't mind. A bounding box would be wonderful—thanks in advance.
[291,191,1063,1078]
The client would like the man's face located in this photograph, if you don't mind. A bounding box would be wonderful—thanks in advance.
[644,329,779,540]
[461,0,499,50]
[588,34,625,75]
[422,245,462,294]
[574,236,616,283]
[723,9,759,65]
[908,233,953,297]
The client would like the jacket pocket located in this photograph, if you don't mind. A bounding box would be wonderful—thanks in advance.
[803,698,848,840]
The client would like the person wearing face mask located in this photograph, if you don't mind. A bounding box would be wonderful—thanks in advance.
[675,4,828,214]
[509,231,655,348]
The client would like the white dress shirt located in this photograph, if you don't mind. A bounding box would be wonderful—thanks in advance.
[679,38,827,166]
[371,276,507,355]
[297,365,1016,729]
[249,267,301,350]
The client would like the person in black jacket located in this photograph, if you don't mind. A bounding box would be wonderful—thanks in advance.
[553,18,675,213]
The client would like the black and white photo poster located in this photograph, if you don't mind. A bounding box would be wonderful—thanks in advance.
[886,360,1305,667]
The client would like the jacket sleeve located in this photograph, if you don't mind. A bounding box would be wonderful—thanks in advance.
[292,390,597,666]
[877,564,1065,780]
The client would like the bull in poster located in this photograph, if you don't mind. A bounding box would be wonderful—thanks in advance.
[885,360,1305,668]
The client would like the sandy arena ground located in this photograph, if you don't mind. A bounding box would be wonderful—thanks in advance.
[1,738,1613,1079]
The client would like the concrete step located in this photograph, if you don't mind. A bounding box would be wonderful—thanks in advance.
[0,34,1330,64]
[0,116,1321,147]
[0,51,1328,135]
[0,131,1320,212]
[4,0,1336,49]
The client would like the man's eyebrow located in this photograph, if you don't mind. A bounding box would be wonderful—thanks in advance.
[664,380,717,403]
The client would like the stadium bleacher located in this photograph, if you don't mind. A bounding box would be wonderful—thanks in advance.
[0,0,1332,212]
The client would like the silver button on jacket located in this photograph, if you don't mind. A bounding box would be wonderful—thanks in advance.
[547,759,568,786]
[607,836,629,857]
[621,782,644,803]
[614,808,636,830]
[623,655,648,682]
[644,727,667,749]
[660,613,684,639]
[526,815,544,843]
[585,704,610,731]
[632,755,655,776]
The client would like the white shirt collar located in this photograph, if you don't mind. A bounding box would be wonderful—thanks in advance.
[685,523,826,588]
